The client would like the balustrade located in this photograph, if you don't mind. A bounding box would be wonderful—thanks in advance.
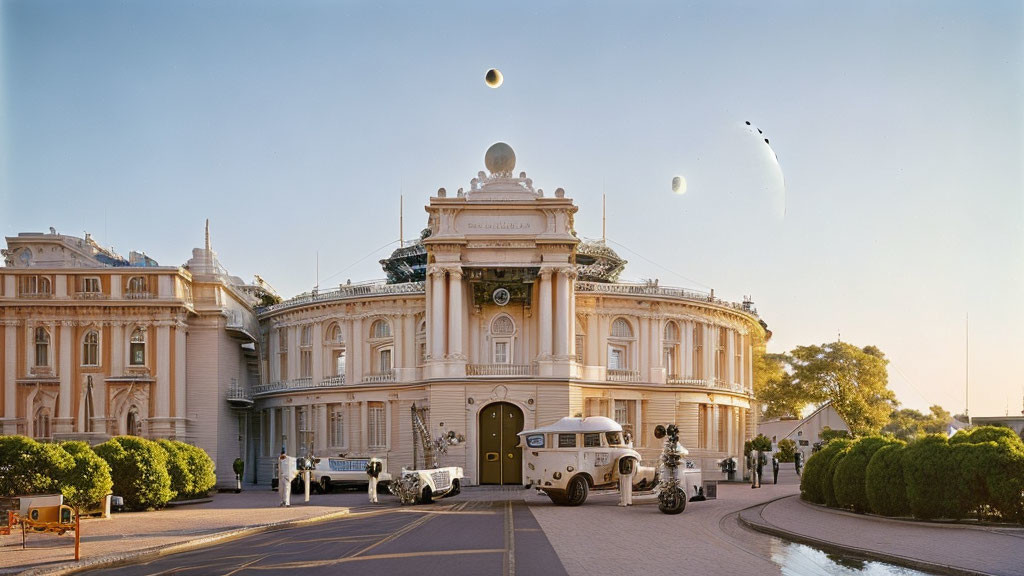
[467,364,537,377]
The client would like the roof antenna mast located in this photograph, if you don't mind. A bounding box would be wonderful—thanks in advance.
[400,194,404,245]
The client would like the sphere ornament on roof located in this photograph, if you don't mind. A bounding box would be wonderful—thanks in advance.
[485,142,516,177]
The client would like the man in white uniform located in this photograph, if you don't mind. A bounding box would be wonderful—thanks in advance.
[278,448,293,507]
[618,456,635,507]
[366,457,383,504]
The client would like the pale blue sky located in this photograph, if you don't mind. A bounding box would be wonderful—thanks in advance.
[2,1,1021,418]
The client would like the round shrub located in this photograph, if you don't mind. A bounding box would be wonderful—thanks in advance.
[834,436,902,513]
[950,426,1020,446]
[95,436,174,510]
[903,434,955,520]
[182,443,216,498]
[866,443,910,517]
[986,438,1024,522]
[0,435,73,497]
[800,438,852,504]
[775,438,797,463]
[59,441,113,511]
[949,428,1024,522]
[822,442,852,508]
[156,440,193,500]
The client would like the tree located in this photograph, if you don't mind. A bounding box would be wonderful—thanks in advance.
[754,352,809,419]
[59,441,113,512]
[787,341,896,435]
[882,405,952,440]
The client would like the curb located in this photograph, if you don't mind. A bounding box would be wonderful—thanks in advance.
[10,508,353,576]
[737,496,998,576]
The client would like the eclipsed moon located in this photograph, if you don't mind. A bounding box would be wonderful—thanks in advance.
[672,175,687,195]
[485,68,503,88]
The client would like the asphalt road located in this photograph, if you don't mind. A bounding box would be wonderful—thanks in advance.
[84,500,566,576]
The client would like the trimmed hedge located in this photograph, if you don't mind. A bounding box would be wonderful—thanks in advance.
[60,441,114,511]
[95,436,174,510]
[804,427,1024,524]
[0,435,70,497]
[865,443,910,517]
[834,436,902,513]
[800,438,852,504]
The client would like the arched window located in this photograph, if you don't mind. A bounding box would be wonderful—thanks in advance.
[416,319,427,365]
[38,277,51,294]
[371,319,391,339]
[490,315,516,364]
[327,323,343,344]
[129,328,146,366]
[663,321,680,379]
[34,327,50,367]
[127,276,147,295]
[611,318,634,338]
[490,315,515,336]
[126,406,140,435]
[608,318,635,373]
[34,407,51,439]
[83,330,99,366]
[326,323,346,378]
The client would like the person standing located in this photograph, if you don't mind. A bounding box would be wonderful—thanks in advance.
[618,456,635,507]
[278,448,292,507]
[366,457,383,504]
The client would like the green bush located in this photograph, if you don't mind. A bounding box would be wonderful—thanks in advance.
[59,441,113,511]
[903,434,955,520]
[775,438,797,463]
[950,425,1020,446]
[948,427,1024,522]
[834,436,902,513]
[986,438,1024,522]
[182,443,216,498]
[95,436,174,510]
[823,442,852,508]
[156,440,193,500]
[800,438,852,504]
[0,435,72,497]
[865,443,910,517]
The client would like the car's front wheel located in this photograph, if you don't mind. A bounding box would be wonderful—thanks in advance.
[566,475,589,506]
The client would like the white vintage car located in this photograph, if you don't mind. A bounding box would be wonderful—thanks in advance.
[390,466,464,505]
[518,416,657,506]
[272,456,393,493]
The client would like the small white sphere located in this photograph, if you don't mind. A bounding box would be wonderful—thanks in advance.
[672,175,687,195]
[485,68,503,88]
[485,142,516,175]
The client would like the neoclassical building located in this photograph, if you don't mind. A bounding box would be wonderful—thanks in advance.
[0,225,266,486]
[0,144,768,488]
[252,143,769,486]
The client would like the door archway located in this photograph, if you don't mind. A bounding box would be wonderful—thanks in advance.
[478,402,524,485]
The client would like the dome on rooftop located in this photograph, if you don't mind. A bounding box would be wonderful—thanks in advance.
[574,241,627,283]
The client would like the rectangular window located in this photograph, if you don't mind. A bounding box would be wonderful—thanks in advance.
[583,433,601,447]
[367,401,387,449]
[378,348,392,372]
[82,277,101,293]
[329,405,345,448]
[494,341,508,364]
[614,400,636,439]
[557,434,577,448]
[334,350,346,377]
[697,404,708,449]
[279,352,288,382]
[608,346,625,370]
[664,346,675,376]
[417,342,426,365]
[300,350,312,378]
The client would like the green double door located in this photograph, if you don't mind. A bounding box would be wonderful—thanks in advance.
[478,402,524,485]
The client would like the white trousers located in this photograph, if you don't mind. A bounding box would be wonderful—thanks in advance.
[618,472,633,506]
[280,476,291,506]
[368,478,378,503]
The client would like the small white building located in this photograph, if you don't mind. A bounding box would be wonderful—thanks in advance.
[758,402,849,459]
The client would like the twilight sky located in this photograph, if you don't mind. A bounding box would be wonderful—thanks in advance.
[2,1,1021,418]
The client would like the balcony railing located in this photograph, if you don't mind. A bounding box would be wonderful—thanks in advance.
[606,369,641,382]
[18,292,52,299]
[226,382,253,407]
[322,375,346,385]
[667,375,706,386]
[467,364,537,377]
[73,291,108,300]
[576,281,758,317]
[362,371,395,384]
[259,280,425,315]
[124,291,154,300]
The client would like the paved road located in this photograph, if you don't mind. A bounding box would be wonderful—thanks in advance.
[83,500,566,576]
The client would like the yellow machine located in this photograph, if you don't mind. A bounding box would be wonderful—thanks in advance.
[21,505,76,535]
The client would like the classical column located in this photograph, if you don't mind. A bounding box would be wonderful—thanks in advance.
[268,407,278,454]
[554,269,569,357]
[57,321,73,433]
[448,268,464,359]
[351,319,363,382]
[156,323,171,422]
[316,404,328,454]
[586,315,599,366]
[402,313,416,372]
[726,406,735,455]
[430,266,447,359]
[312,323,324,384]
[705,325,715,386]
[110,323,124,377]
[682,321,692,378]
[538,269,553,357]
[638,317,650,375]
[3,323,17,428]
[726,329,735,386]
[287,327,299,381]
[568,275,577,360]
[174,324,186,421]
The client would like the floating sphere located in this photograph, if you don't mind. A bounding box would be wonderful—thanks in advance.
[672,175,687,195]
[485,142,516,175]
[485,68,503,88]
